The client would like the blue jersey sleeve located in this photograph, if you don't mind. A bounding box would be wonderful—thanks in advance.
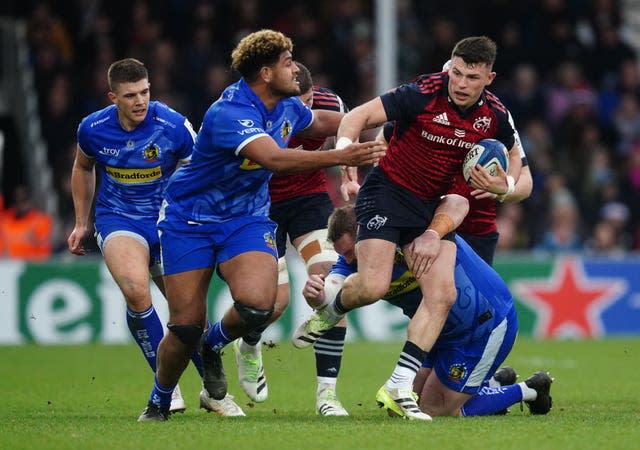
[76,117,95,158]
[155,102,196,161]
[290,97,314,135]
[210,102,269,155]
[330,255,357,277]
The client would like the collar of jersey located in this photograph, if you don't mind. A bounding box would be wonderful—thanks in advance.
[239,78,285,121]
[446,89,486,117]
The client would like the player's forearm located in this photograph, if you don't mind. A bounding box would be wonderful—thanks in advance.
[268,148,347,173]
[71,166,96,227]
[504,166,532,203]
[506,150,522,182]
[435,194,469,230]
[337,98,386,142]
[269,144,381,173]
[303,110,344,137]
[320,274,345,307]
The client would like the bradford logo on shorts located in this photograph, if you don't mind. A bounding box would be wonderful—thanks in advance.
[263,232,276,251]
[143,144,160,161]
[448,364,467,383]
[280,119,292,139]
[366,214,387,230]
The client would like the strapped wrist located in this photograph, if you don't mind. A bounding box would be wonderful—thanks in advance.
[335,137,353,150]
[497,175,515,203]
[427,213,455,238]
[425,229,440,239]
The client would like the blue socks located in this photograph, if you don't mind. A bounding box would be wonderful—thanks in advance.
[126,305,164,371]
[148,375,174,410]
[203,320,233,351]
[188,320,212,377]
[461,384,523,416]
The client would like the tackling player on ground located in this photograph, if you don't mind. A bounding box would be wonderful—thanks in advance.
[301,200,553,419]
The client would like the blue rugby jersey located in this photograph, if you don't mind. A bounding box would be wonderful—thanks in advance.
[76,101,195,220]
[330,235,513,344]
[163,78,314,223]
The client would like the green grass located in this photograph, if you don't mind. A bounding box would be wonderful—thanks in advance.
[1,339,639,450]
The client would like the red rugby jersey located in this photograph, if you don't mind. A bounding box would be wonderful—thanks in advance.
[379,72,515,201]
[269,86,346,204]
[449,174,498,235]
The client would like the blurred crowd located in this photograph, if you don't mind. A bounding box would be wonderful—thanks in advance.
[1,0,640,260]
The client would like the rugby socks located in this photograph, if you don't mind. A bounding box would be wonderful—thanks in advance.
[518,381,538,401]
[385,340,426,389]
[461,384,523,416]
[242,325,267,347]
[314,326,347,393]
[324,290,349,323]
[189,320,211,377]
[126,305,164,371]
[148,374,175,410]
[203,319,233,351]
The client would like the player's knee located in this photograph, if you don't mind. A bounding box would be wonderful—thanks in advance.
[234,302,274,329]
[344,274,385,304]
[167,323,203,347]
[119,278,151,307]
[297,230,338,272]
[359,280,389,303]
[437,282,457,308]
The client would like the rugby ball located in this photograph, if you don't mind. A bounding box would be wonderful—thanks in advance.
[462,139,509,182]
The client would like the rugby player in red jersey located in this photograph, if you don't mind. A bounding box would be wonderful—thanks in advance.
[379,108,532,265]
[294,36,522,420]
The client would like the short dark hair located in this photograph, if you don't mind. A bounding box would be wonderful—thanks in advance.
[327,204,357,243]
[451,36,497,69]
[107,58,148,91]
[231,29,293,81]
[295,61,313,93]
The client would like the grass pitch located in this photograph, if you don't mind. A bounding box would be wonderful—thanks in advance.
[1,338,639,450]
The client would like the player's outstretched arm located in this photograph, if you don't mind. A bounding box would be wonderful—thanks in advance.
[404,194,469,279]
[67,147,96,255]
[241,136,386,174]
[336,97,388,144]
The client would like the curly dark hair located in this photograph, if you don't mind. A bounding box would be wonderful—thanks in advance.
[231,29,294,81]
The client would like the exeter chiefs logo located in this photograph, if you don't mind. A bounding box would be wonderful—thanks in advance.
[473,116,491,132]
[281,119,292,139]
[448,364,467,383]
[263,232,276,251]
[143,144,160,161]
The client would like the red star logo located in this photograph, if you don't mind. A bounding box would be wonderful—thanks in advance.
[512,257,626,338]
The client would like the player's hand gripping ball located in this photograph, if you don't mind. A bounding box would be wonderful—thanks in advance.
[462,138,509,182]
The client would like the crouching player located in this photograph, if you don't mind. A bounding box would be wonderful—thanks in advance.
[297,197,553,419]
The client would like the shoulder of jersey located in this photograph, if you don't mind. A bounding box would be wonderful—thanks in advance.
[150,101,189,129]
[151,101,185,119]
[312,86,342,112]
[80,104,115,131]
[412,72,446,94]
[483,89,508,115]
